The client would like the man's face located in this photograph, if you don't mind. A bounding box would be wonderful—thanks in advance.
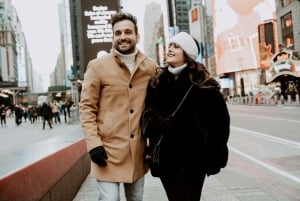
[112,20,140,54]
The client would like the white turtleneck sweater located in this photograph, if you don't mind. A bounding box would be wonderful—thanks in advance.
[115,49,138,73]
[168,64,187,79]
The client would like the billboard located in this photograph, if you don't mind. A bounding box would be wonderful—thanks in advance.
[189,6,203,43]
[80,0,119,68]
[189,6,206,62]
[258,20,278,70]
[212,0,276,75]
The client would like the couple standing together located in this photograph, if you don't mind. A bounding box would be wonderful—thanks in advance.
[79,12,230,201]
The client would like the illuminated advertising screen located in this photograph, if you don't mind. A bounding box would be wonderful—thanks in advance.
[189,6,202,43]
[80,0,120,68]
[258,21,278,69]
[212,0,276,75]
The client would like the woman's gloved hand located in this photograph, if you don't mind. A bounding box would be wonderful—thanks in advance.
[206,168,220,176]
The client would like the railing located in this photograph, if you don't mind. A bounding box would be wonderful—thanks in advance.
[227,94,300,106]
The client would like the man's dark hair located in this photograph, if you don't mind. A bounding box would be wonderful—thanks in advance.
[111,12,138,34]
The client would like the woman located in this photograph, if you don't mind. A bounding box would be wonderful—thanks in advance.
[142,32,230,201]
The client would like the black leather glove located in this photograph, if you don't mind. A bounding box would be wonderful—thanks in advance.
[89,146,108,166]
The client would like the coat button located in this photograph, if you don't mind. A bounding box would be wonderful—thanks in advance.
[130,109,134,113]
[130,134,134,138]
[129,84,132,88]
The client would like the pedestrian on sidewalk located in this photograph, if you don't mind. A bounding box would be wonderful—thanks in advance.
[0,104,7,127]
[50,102,61,124]
[14,105,23,126]
[79,12,157,201]
[66,100,73,119]
[61,101,68,123]
[40,102,53,129]
[142,32,230,201]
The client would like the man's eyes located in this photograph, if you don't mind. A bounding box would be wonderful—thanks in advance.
[114,30,133,36]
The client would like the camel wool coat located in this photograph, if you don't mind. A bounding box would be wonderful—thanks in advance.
[79,50,157,183]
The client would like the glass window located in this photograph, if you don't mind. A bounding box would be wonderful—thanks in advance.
[281,12,292,28]
[281,0,293,7]
[282,34,294,49]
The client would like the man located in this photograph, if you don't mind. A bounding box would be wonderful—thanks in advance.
[14,105,23,126]
[0,104,7,127]
[66,100,73,118]
[79,12,157,201]
[40,102,53,129]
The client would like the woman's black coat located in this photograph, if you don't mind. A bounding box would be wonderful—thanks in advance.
[143,67,230,177]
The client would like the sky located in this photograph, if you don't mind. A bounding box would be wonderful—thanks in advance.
[12,0,61,91]
[11,0,164,91]
[124,0,167,50]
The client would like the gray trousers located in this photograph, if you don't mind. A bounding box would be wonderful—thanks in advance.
[97,176,145,201]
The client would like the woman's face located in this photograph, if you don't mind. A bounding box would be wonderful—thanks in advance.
[166,43,186,67]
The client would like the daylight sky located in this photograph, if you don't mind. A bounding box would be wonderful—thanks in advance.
[12,0,61,91]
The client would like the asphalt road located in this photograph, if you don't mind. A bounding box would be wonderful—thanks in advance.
[226,104,300,200]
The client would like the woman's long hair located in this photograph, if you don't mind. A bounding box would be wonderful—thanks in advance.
[185,53,220,90]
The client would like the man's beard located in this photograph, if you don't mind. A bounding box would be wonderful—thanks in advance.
[115,39,135,54]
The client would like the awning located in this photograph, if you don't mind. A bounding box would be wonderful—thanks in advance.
[267,71,300,83]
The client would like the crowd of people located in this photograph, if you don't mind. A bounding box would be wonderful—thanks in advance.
[0,100,74,129]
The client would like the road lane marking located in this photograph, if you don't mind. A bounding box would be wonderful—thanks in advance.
[231,126,300,149]
[229,146,300,184]
[229,112,300,123]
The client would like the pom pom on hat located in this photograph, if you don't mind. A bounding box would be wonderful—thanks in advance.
[169,32,199,60]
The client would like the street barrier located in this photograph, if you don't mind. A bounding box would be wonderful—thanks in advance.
[227,94,300,106]
[0,139,90,201]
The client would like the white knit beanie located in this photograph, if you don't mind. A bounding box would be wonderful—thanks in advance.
[169,32,199,60]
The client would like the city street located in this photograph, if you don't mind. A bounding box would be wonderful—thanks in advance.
[225,104,300,200]
[1,105,300,200]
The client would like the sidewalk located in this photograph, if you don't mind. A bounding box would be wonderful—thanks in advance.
[73,170,243,201]
[73,154,286,201]
[1,117,240,200]
[73,172,168,201]
[1,116,288,201]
